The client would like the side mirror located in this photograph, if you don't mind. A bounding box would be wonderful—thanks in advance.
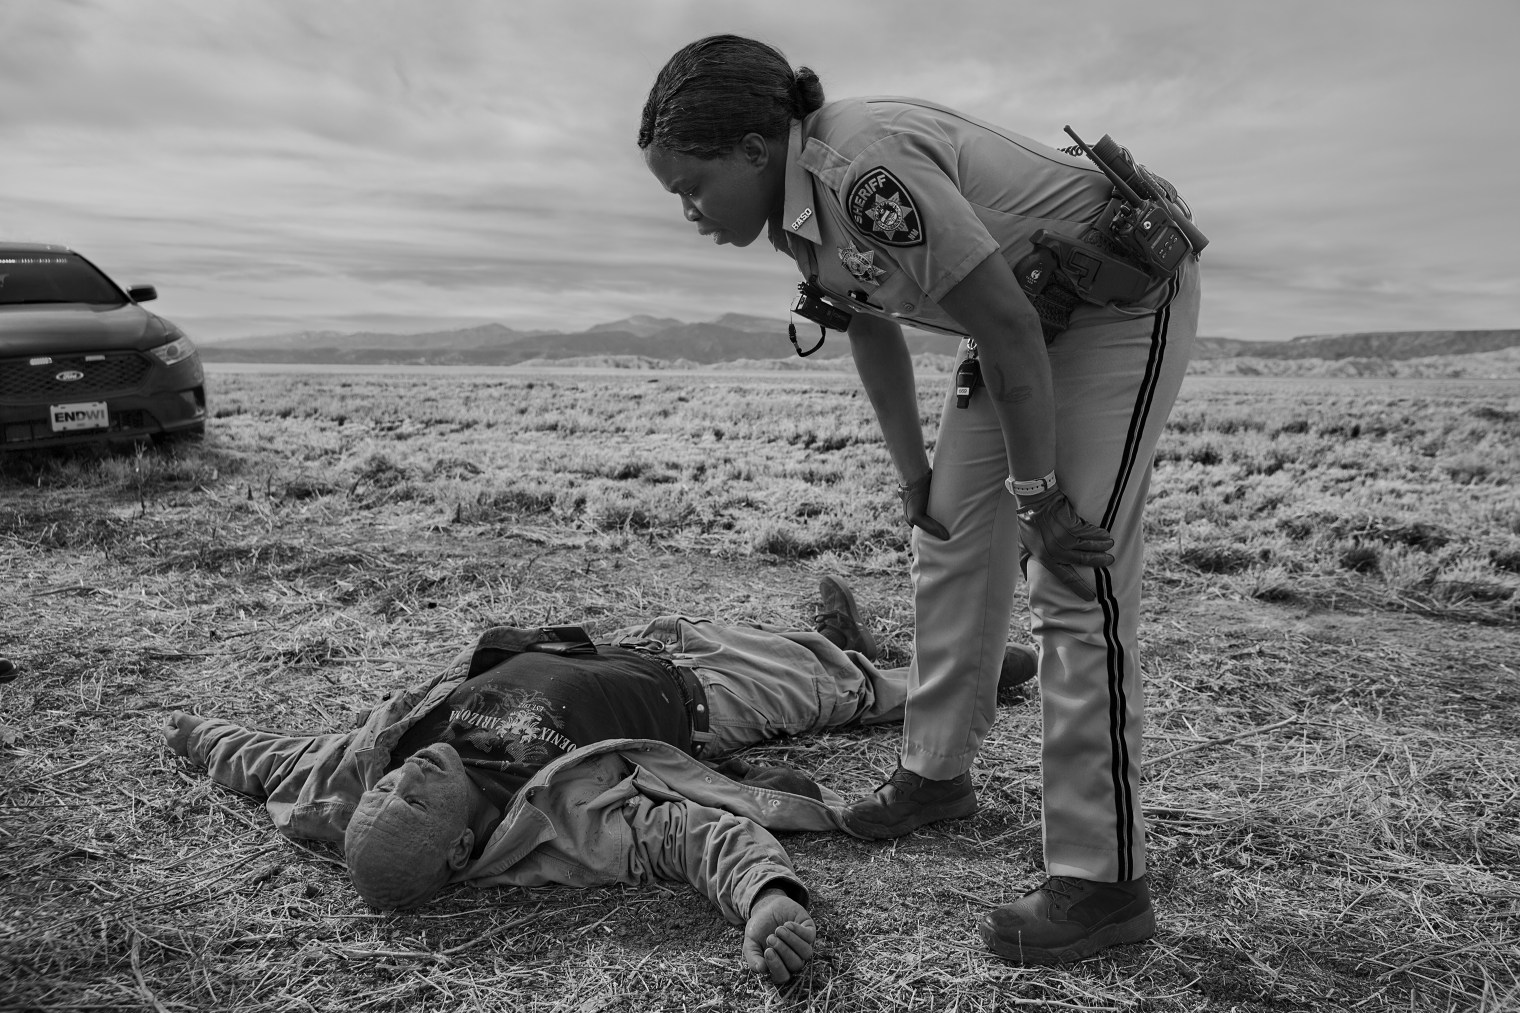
[126,284,158,303]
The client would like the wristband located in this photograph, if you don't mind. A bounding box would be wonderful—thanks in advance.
[1005,471,1057,498]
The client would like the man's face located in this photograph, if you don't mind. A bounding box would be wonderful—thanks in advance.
[644,138,778,249]
[346,742,477,908]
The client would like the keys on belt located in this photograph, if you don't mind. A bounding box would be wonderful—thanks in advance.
[955,347,982,409]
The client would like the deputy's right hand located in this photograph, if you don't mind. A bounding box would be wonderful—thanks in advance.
[900,470,950,540]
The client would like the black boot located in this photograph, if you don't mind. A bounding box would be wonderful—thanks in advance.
[842,766,976,839]
[979,875,1155,965]
[813,575,878,660]
[999,643,1038,692]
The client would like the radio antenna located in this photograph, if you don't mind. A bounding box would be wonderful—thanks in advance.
[1064,125,1209,255]
[1063,125,1145,206]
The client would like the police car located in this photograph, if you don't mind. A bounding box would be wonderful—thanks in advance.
[0,242,206,450]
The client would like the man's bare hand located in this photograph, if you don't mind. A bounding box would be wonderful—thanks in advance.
[163,711,206,758]
[743,887,816,985]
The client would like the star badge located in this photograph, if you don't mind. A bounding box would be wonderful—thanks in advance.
[839,242,885,284]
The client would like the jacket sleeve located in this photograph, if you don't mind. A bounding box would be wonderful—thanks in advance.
[187,720,331,796]
[185,719,364,842]
[616,793,809,926]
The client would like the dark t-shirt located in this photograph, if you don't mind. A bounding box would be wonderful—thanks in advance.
[390,646,690,812]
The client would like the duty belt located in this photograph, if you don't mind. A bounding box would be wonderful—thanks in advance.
[1025,276,1084,343]
[1015,194,1180,341]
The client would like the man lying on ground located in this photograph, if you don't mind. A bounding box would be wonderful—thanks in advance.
[162,576,1036,984]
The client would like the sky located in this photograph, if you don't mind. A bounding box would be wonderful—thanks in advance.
[1,0,1516,344]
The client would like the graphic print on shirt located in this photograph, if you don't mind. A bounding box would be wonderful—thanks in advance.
[441,685,577,766]
[847,167,923,247]
[839,242,886,284]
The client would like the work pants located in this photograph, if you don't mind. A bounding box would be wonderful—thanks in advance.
[612,617,908,758]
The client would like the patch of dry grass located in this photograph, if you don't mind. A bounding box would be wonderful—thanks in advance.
[1,367,1517,1012]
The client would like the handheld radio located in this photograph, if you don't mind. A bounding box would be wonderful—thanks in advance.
[1062,125,1209,274]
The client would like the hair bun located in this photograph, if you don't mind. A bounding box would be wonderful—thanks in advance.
[792,66,825,116]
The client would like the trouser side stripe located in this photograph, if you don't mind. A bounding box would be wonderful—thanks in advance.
[1102,275,1178,530]
[1094,275,1179,879]
[1098,567,1133,879]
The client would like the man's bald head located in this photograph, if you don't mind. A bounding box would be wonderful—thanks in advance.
[343,743,479,909]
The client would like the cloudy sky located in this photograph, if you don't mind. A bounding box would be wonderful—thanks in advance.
[2,0,1515,344]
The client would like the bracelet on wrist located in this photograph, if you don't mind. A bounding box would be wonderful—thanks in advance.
[1005,471,1058,498]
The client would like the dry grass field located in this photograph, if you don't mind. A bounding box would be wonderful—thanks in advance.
[2,364,1517,1012]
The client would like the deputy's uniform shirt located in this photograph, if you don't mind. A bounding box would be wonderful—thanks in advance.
[770,97,1130,335]
[391,647,689,814]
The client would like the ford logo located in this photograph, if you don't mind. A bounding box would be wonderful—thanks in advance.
[56,370,85,382]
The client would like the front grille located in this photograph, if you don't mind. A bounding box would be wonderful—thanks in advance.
[0,351,152,401]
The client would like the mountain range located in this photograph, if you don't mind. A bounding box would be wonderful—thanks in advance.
[197,315,1520,367]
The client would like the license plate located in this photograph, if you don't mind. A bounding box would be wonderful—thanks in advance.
[50,401,109,432]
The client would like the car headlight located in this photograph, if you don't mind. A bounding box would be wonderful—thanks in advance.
[150,335,198,366]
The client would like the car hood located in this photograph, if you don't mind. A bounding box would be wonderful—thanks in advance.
[0,303,177,356]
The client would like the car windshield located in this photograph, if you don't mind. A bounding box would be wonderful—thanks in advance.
[0,253,126,306]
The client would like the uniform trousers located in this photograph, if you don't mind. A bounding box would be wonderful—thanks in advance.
[901,259,1201,882]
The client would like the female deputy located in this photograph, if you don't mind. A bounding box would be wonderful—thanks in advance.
[639,35,1202,965]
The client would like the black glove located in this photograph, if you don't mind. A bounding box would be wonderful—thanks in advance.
[1015,486,1115,601]
[900,470,950,540]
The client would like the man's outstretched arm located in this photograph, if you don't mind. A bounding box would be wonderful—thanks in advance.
[162,710,326,797]
[618,794,815,985]
[160,710,360,842]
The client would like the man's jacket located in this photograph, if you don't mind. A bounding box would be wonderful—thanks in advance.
[180,626,852,924]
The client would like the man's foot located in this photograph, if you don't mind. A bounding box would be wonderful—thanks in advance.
[978,875,1155,965]
[814,575,878,660]
[999,644,1037,693]
[842,766,976,839]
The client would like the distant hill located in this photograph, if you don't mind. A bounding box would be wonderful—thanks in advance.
[1187,344,1520,379]
[1194,330,1520,360]
[584,315,685,337]
[200,319,1520,368]
[200,314,958,365]
[208,322,558,352]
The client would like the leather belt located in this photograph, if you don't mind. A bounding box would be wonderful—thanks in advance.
[617,639,715,758]
[670,661,714,758]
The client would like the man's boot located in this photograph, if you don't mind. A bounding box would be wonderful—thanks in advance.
[842,766,976,839]
[979,875,1155,965]
[813,575,878,660]
[999,643,1037,693]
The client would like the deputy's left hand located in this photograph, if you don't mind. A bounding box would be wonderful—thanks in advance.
[743,887,816,985]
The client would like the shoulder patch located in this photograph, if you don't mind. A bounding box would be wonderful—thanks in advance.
[846,166,924,247]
